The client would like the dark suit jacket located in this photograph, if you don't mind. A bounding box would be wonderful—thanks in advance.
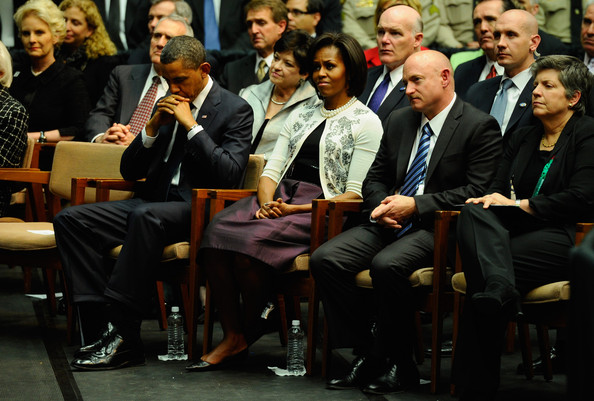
[362,98,502,229]
[84,64,152,141]
[219,53,269,94]
[359,66,409,122]
[454,55,487,101]
[120,79,253,203]
[489,114,594,227]
[537,28,572,57]
[92,0,147,50]
[465,75,538,138]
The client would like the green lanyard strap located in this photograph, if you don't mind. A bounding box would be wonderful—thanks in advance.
[532,156,555,197]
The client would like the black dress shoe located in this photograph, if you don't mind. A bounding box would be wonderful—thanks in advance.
[326,355,384,390]
[362,362,420,395]
[185,349,248,372]
[472,279,520,315]
[516,346,566,375]
[74,322,116,359]
[71,326,144,371]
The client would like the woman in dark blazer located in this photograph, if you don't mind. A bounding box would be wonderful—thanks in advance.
[454,55,594,400]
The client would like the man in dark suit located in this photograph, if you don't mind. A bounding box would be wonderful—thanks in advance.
[85,16,192,144]
[219,0,288,94]
[54,35,253,371]
[92,0,147,52]
[310,50,502,394]
[359,5,422,122]
[465,9,541,138]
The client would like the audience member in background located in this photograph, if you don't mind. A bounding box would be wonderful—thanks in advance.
[454,0,513,100]
[361,0,430,68]
[434,0,474,50]
[84,15,192,144]
[219,0,288,94]
[57,0,120,106]
[515,0,570,56]
[0,40,28,217]
[465,9,540,140]
[359,5,422,122]
[92,0,147,53]
[240,30,316,159]
[188,33,382,372]
[128,0,193,65]
[454,55,594,401]
[10,0,90,143]
[56,36,253,370]
[581,2,594,73]
[285,0,321,37]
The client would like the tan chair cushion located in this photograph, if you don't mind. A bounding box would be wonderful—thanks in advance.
[0,217,25,223]
[355,267,451,289]
[284,254,310,273]
[450,273,570,303]
[0,222,56,250]
[109,241,190,262]
[355,270,372,289]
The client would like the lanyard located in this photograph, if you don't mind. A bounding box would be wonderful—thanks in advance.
[532,156,555,197]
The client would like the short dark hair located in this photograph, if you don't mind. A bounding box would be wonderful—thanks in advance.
[305,0,324,14]
[308,33,367,97]
[274,30,313,74]
[477,0,517,13]
[530,55,593,116]
[160,35,206,69]
[245,0,288,23]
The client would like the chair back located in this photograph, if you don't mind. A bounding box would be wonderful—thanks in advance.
[242,154,266,190]
[49,142,132,203]
[21,138,36,168]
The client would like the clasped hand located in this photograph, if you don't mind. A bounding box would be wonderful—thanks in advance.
[466,192,514,208]
[256,198,295,219]
[101,123,134,145]
[370,195,416,229]
[148,95,195,133]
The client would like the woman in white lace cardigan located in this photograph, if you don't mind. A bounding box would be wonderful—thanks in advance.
[187,33,383,371]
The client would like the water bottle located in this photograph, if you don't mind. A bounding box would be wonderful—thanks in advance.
[286,320,305,375]
[167,306,185,360]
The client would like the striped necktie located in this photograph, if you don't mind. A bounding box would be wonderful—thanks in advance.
[397,123,432,237]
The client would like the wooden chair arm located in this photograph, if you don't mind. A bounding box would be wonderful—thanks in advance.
[71,178,142,205]
[433,210,461,288]
[576,222,594,246]
[311,199,330,252]
[327,199,363,240]
[0,168,48,184]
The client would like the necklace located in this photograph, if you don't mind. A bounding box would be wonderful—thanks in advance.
[541,135,557,148]
[320,97,357,118]
[270,96,287,105]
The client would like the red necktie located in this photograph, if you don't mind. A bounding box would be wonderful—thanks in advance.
[486,65,497,80]
[128,76,160,136]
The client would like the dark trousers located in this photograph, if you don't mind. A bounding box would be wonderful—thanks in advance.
[310,223,434,363]
[54,197,191,315]
[454,203,573,397]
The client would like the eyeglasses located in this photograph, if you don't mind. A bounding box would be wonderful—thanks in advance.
[288,8,312,17]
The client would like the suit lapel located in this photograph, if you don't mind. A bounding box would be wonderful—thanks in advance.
[396,112,422,184]
[360,66,383,104]
[426,98,462,182]
[506,76,533,134]
[196,79,222,133]
[377,79,407,121]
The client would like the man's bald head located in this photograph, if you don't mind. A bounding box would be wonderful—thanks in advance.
[376,5,424,71]
[403,50,454,119]
[494,9,540,77]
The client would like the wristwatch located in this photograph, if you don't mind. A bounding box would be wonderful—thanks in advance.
[515,199,521,207]
[38,131,47,143]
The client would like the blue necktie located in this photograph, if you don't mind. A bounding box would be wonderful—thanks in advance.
[204,0,221,50]
[367,73,391,113]
[490,78,513,127]
[397,123,432,237]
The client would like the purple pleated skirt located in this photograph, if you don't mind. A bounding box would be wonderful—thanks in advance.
[200,179,324,271]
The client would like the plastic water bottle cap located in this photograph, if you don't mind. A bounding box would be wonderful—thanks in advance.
[291,320,300,326]
[171,306,180,313]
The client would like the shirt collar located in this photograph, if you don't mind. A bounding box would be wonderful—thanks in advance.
[421,93,457,136]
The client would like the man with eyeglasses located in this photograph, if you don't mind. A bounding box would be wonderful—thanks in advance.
[285,0,322,36]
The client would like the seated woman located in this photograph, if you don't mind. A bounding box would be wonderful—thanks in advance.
[188,33,383,371]
[57,0,121,106]
[0,41,29,216]
[240,30,316,159]
[454,55,594,400]
[10,0,91,144]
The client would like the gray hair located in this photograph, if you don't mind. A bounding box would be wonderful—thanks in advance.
[151,0,193,24]
[530,55,594,116]
[155,13,194,37]
[0,41,13,87]
[161,35,206,69]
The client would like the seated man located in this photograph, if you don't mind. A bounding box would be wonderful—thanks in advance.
[285,0,322,37]
[311,50,502,395]
[85,15,193,145]
[54,35,253,370]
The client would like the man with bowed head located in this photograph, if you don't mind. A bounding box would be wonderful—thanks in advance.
[311,50,502,395]
[54,35,253,371]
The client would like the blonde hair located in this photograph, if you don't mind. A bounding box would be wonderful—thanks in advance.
[0,41,13,87]
[59,0,117,59]
[14,0,66,45]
